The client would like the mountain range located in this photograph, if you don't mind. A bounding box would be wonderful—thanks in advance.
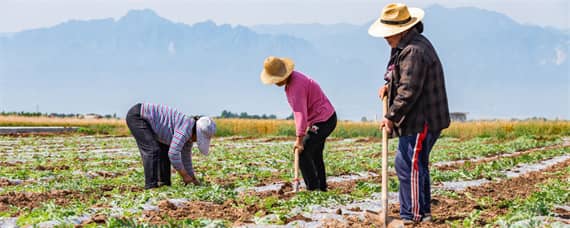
[0,5,568,120]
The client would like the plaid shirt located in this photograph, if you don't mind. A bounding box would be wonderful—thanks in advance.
[385,29,450,136]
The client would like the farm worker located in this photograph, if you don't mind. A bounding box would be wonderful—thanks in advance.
[260,56,337,191]
[369,3,450,224]
[125,103,216,189]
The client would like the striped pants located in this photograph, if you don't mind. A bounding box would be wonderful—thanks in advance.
[395,124,440,221]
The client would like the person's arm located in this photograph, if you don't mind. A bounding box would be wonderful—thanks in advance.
[169,128,195,184]
[180,144,200,185]
[386,48,427,125]
[287,82,308,150]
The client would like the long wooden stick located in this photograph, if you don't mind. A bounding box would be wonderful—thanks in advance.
[381,95,389,227]
[293,148,300,192]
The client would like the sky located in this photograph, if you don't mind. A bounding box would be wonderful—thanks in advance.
[0,0,568,33]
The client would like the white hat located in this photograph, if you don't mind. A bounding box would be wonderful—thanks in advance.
[196,116,216,156]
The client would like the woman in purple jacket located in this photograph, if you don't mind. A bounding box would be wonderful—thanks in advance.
[260,56,337,191]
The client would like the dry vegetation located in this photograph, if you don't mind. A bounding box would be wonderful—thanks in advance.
[0,115,568,139]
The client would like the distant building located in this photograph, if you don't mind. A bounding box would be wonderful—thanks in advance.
[82,113,103,119]
[450,112,468,122]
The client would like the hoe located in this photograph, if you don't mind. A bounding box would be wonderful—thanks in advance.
[371,94,404,228]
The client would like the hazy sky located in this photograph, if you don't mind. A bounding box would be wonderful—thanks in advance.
[0,0,568,33]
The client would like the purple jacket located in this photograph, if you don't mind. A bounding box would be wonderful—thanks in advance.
[285,71,335,136]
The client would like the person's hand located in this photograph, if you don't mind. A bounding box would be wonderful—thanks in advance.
[189,176,201,186]
[294,136,304,153]
[378,85,388,99]
[181,173,193,184]
[182,174,200,185]
[379,118,394,134]
[178,169,200,185]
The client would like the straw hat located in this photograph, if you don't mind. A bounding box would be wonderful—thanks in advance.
[368,3,424,38]
[260,56,295,84]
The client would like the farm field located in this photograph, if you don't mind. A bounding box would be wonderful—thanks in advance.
[0,126,569,227]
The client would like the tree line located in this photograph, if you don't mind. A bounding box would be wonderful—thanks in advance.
[218,110,293,120]
[0,111,118,119]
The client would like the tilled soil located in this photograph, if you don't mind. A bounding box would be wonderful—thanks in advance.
[0,179,15,187]
[553,207,570,219]
[247,173,391,201]
[284,214,313,224]
[141,176,381,225]
[0,189,80,210]
[222,136,257,142]
[316,157,569,227]
[404,158,570,227]
[0,161,22,167]
[80,214,107,226]
[207,172,285,189]
[88,170,122,178]
[35,164,70,171]
[258,137,293,142]
[143,199,260,225]
[3,136,566,227]
[435,144,567,171]
[0,184,143,212]
[353,137,381,143]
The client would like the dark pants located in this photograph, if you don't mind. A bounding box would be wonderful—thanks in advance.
[126,103,171,189]
[395,123,440,221]
[300,112,337,191]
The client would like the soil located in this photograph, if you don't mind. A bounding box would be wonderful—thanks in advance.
[0,179,14,187]
[3,136,566,227]
[0,184,143,211]
[143,199,261,225]
[99,185,144,193]
[79,214,107,226]
[0,161,22,167]
[142,176,381,226]
[223,136,257,142]
[317,157,570,227]
[353,137,381,143]
[435,144,567,171]
[89,171,121,178]
[259,137,293,142]
[35,164,70,171]
[320,212,403,228]
[553,207,570,219]
[284,214,313,223]
[207,173,284,189]
[411,158,569,227]
[0,201,8,212]
[0,132,78,137]
[240,174,387,206]
[0,189,80,210]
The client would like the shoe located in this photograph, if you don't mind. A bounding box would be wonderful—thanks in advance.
[421,214,432,222]
[157,181,171,187]
[402,219,415,225]
[144,185,159,190]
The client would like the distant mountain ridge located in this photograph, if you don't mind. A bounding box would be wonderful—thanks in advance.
[0,5,568,120]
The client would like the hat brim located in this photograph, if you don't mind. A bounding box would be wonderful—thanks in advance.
[260,58,295,85]
[368,8,424,38]
[196,129,212,156]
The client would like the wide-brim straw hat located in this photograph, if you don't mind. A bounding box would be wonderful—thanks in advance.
[368,3,424,38]
[260,56,295,84]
